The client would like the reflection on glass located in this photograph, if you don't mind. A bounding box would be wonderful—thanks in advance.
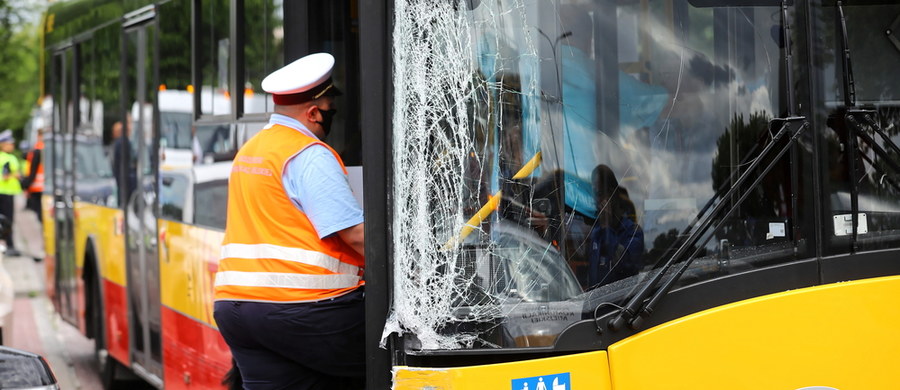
[160,173,189,222]
[194,180,228,229]
[77,40,103,137]
[158,0,194,165]
[817,3,900,254]
[390,0,793,350]
[307,0,361,165]
[244,0,284,114]
[200,0,231,116]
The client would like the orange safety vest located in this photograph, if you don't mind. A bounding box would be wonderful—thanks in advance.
[26,140,44,193]
[214,124,364,303]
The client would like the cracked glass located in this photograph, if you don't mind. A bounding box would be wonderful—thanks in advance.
[388,0,796,350]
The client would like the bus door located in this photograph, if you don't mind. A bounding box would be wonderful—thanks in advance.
[49,47,78,325]
[120,6,163,384]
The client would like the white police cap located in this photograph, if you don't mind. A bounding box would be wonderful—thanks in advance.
[262,53,342,105]
[0,130,12,144]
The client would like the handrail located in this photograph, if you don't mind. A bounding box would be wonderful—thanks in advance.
[442,151,542,250]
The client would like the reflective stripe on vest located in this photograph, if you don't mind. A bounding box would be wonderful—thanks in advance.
[214,124,364,303]
[220,243,361,276]
[215,271,360,290]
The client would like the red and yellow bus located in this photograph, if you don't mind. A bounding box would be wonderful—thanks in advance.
[41,0,900,389]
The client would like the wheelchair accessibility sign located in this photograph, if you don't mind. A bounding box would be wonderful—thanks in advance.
[512,373,571,390]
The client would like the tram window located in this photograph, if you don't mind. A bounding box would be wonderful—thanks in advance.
[390,0,802,350]
[243,0,284,115]
[198,0,232,116]
[285,0,362,165]
[91,23,122,147]
[193,180,227,230]
[158,0,194,148]
[817,2,900,253]
[160,173,189,223]
[77,41,102,137]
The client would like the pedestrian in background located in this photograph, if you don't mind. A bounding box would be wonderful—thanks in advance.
[21,128,45,224]
[213,53,366,390]
[0,130,22,257]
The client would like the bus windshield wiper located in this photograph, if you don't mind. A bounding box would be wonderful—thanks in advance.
[833,0,900,250]
[607,118,807,331]
[605,0,806,332]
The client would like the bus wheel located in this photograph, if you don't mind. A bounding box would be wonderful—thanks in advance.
[91,270,126,389]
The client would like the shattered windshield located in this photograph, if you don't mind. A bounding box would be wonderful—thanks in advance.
[388,0,794,350]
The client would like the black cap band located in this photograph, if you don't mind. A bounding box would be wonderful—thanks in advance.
[272,77,342,105]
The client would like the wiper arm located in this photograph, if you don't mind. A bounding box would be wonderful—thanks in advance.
[852,133,900,194]
[846,111,900,179]
[667,0,800,258]
[836,0,856,107]
[608,117,807,331]
[603,0,804,331]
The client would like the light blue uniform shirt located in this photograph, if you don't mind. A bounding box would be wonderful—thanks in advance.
[269,114,364,239]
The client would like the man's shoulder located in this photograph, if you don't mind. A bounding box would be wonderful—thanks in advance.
[291,143,338,168]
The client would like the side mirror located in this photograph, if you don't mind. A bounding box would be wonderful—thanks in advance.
[0,346,59,389]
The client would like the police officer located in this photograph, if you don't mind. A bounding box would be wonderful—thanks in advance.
[213,53,365,390]
[0,130,22,257]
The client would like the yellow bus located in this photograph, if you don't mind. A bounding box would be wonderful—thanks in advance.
[41,0,900,389]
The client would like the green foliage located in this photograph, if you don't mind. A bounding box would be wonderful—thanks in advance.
[0,17,39,139]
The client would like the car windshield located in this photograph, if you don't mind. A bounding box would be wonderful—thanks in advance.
[160,112,193,149]
[75,140,114,180]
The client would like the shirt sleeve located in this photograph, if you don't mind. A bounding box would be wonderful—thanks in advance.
[282,144,364,239]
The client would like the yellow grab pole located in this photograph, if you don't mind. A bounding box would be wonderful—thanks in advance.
[442,151,542,249]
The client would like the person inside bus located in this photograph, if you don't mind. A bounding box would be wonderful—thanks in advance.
[213,53,365,390]
[0,130,22,257]
[587,164,644,287]
[111,118,137,205]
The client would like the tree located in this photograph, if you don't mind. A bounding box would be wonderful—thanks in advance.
[0,0,40,139]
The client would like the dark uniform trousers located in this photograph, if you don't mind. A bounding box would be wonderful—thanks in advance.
[213,288,366,390]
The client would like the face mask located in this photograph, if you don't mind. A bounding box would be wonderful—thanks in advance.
[315,108,338,138]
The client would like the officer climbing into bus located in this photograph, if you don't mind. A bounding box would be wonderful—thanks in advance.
[213,53,366,390]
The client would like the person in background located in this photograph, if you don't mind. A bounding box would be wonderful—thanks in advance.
[0,130,22,257]
[21,128,45,223]
[111,119,136,205]
[588,164,645,287]
[213,53,365,390]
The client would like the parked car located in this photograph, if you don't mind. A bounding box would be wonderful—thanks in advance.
[0,346,59,390]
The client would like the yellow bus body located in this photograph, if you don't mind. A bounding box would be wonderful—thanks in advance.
[73,202,126,285]
[158,219,224,326]
[41,195,53,259]
[394,276,900,389]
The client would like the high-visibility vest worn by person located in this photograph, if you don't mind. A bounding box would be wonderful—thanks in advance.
[0,152,21,195]
[25,140,44,193]
[214,124,364,303]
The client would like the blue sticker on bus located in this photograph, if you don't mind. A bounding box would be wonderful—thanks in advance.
[511,372,571,390]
